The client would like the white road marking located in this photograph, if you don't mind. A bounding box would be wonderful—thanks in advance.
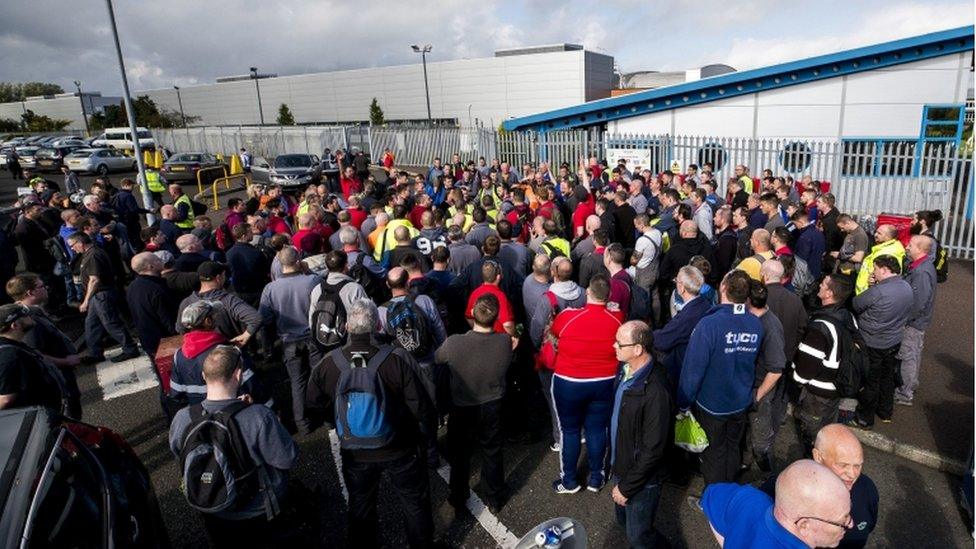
[328,429,350,502]
[328,425,519,547]
[95,354,159,400]
[436,464,519,548]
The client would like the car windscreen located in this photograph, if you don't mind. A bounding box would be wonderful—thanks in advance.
[275,155,312,169]
[170,153,203,163]
[16,148,37,155]
[34,149,56,159]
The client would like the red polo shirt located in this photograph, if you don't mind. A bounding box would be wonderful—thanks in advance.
[347,207,367,229]
[551,303,623,379]
[466,283,514,334]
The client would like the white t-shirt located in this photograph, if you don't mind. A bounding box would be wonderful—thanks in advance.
[635,228,662,269]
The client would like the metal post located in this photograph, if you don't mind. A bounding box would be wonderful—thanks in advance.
[250,67,265,125]
[421,51,431,123]
[73,81,91,137]
[174,86,186,128]
[104,0,154,225]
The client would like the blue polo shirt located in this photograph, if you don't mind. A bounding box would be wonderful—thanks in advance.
[702,484,808,549]
[761,473,878,548]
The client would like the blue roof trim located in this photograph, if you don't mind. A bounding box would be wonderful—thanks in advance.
[503,26,975,132]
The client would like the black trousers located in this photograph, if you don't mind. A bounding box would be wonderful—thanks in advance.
[694,404,747,485]
[343,450,433,549]
[282,338,323,430]
[856,343,901,425]
[448,399,505,506]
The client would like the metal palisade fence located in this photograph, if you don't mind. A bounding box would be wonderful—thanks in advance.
[153,125,974,258]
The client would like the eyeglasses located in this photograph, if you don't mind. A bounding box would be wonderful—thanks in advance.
[795,515,852,531]
[613,340,639,349]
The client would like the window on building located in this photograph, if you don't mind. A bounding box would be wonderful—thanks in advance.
[920,104,964,143]
[697,143,728,172]
[780,142,812,173]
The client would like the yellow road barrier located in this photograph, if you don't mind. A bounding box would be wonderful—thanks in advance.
[210,174,249,209]
[196,165,228,195]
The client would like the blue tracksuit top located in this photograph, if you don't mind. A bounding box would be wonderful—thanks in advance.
[677,303,763,415]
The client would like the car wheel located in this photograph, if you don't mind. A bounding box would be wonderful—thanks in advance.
[97,164,109,176]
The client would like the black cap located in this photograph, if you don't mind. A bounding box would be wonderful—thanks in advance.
[198,261,227,281]
[0,304,30,331]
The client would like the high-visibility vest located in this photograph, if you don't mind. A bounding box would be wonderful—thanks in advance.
[174,193,196,229]
[855,238,905,295]
[145,170,165,193]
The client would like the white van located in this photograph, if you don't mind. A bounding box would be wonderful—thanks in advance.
[90,127,156,150]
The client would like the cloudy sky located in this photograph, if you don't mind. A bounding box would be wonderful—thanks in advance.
[1,0,971,95]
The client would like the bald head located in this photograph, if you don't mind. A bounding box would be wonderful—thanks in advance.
[532,253,551,276]
[130,252,162,275]
[394,225,410,243]
[551,256,573,282]
[679,220,698,238]
[298,212,315,229]
[176,234,201,253]
[160,204,176,220]
[876,224,898,242]
[760,259,785,285]
[774,459,851,548]
[813,424,864,491]
[375,212,389,226]
[751,228,771,252]
[585,215,601,233]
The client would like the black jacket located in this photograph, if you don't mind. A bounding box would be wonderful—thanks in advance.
[660,234,718,285]
[15,217,55,273]
[820,208,843,252]
[612,362,673,498]
[306,335,433,463]
[125,274,178,355]
[712,226,738,279]
[226,242,270,294]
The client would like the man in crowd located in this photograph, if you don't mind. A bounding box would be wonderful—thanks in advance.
[259,246,323,435]
[744,279,786,473]
[0,303,66,412]
[226,223,271,306]
[609,320,672,548]
[855,225,905,295]
[550,275,623,493]
[894,235,938,407]
[437,293,512,512]
[678,270,762,485]
[851,255,913,429]
[306,300,434,548]
[68,232,141,363]
[126,252,178,357]
[737,228,774,281]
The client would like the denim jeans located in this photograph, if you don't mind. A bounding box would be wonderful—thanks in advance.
[281,338,323,429]
[343,450,433,549]
[614,481,670,549]
[552,375,614,488]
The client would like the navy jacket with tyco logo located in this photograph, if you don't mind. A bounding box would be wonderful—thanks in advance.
[677,303,763,415]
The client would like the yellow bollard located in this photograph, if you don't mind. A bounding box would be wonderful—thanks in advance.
[143,150,153,168]
[229,154,243,175]
[153,149,164,170]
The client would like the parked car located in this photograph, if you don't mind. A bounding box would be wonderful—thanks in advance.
[0,146,13,169]
[65,148,137,175]
[34,145,86,172]
[0,406,170,548]
[15,146,39,170]
[160,152,225,183]
[251,153,322,188]
[50,137,88,148]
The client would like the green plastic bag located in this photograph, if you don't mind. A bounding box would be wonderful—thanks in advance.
[674,411,709,453]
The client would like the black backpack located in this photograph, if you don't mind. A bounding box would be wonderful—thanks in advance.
[348,252,386,301]
[933,238,948,283]
[178,401,265,515]
[815,314,868,399]
[384,296,433,358]
[311,279,350,348]
[628,282,652,322]
[191,199,208,216]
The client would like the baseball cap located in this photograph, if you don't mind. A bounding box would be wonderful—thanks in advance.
[0,304,30,331]
[153,250,175,268]
[198,261,227,281]
[180,300,223,331]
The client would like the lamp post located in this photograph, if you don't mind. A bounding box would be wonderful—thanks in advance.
[73,80,91,136]
[173,85,186,127]
[410,44,432,124]
[104,0,154,224]
[249,66,265,125]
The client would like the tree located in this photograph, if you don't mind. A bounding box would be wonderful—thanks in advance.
[277,103,295,126]
[369,98,385,126]
[88,95,191,130]
[0,82,65,103]
[0,118,20,132]
[21,109,71,132]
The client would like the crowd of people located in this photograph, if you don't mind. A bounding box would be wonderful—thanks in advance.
[0,149,951,548]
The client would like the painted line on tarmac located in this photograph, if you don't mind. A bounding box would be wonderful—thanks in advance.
[851,428,968,476]
[328,429,350,502]
[435,464,519,548]
[95,354,159,400]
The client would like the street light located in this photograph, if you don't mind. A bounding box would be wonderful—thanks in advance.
[173,85,186,127]
[410,44,433,124]
[249,66,265,125]
[104,0,154,225]
[73,80,91,136]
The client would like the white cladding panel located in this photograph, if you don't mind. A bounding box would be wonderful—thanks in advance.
[136,50,613,127]
[604,52,969,140]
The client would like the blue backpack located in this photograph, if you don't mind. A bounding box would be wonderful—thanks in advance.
[331,346,395,450]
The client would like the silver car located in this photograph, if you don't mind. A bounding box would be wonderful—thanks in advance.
[65,148,137,175]
[14,147,39,169]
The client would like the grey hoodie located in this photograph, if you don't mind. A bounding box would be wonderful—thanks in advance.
[530,280,585,348]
